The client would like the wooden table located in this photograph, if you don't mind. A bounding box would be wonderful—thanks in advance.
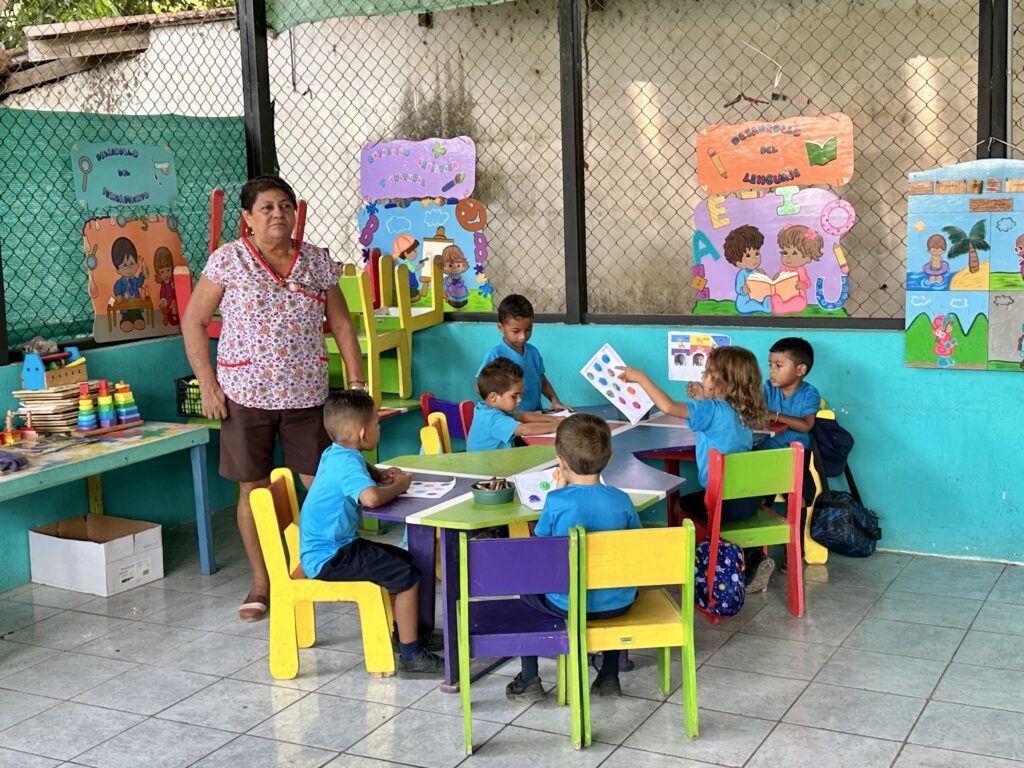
[0,422,216,575]
[367,443,682,691]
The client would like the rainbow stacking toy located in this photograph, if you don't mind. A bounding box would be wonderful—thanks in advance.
[113,381,140,424]
[76,382,98,432]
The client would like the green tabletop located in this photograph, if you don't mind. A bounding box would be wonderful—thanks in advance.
[416,489,662,530]
[382,445,556,477]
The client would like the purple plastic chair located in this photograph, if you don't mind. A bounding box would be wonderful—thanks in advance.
[421,392,470,441]
[457,530,583,753]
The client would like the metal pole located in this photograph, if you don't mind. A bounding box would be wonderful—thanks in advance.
[558,0,586,324]
[237,0,276,177]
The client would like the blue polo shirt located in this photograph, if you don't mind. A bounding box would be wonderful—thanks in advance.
[535,484,642,612]
[759,381,820,450]
[466,402,519,452]
[478,340,546,412]
[687,399,753,488]
[299,445,375,578]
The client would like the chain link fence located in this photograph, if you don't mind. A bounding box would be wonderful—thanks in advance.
[0,6,243,348]
[583,0,979,318]
[267,0,567,314]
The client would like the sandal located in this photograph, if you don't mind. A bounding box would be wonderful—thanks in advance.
[239,592,269,622]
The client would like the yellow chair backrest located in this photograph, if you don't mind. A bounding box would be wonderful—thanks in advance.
[397,259,444,331]
[420,411,452,455]
[250,468,303,580]
[582,525,691,591]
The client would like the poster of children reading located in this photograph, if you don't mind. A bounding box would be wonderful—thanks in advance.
[691,187,855,317]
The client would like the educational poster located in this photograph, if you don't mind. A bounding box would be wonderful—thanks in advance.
[696,113,854,195]
[668,332,731,382]
[360,137,476,201]
[691,187,854,317]
[579,344,655,424]
[904,158,1024,371]
[357,198,493,312]
[70,142,178,210]
[82,215,188,343]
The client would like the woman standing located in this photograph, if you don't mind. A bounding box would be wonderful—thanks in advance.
[182,175,365,621]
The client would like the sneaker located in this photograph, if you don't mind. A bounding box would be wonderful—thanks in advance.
[397,650,445,679]
[505,673,546,702]
[747,557,776,593]
[391,630,445,654]
[590,675,622,697]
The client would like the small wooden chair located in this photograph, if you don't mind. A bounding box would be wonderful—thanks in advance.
[457,530,584,753]
[377,257,445,333]
[420,411,453,455]
[702,445,805,619]
[329,267,413,405]
[249,468,395,679]
[577,523,699,746]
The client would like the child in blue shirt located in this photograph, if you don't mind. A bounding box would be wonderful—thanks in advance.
[507,413,642,702]
[299,390,443,678]
[620,347,775,592]
[758,337,820,451]
[477,294,568,412]
[466,357,564,451]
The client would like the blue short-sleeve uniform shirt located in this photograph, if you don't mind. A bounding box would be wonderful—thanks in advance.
[534,484,642,612]
[478,340,546,412]
[759,381,820,450]
[299,445,375,578]
[466,402,519,452]
[686,399,753,488]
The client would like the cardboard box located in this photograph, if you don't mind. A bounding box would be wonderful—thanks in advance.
[29,515,163,597]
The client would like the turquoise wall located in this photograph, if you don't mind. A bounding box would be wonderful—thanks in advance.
[411,322,1024,564]
[0,320,1019,588]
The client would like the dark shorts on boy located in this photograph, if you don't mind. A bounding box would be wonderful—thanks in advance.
[219,397,331,482]
[677,490,762,524]
[521,592,631,621]
[315,538,420,594]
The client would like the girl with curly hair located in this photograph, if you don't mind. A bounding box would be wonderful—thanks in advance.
[618,346,775,590]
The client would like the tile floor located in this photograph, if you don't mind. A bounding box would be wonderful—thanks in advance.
[0,512,1022,767]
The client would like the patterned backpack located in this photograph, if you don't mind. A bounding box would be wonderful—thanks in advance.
[694,536,745,618]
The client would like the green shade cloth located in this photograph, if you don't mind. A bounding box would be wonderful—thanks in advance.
[267,0,513,33]
[0,109,246,347]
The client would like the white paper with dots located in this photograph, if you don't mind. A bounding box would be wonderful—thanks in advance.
[579,343,655,425]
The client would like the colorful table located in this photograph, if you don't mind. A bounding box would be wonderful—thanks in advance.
[368,441,684,691]
[0,422,215,575]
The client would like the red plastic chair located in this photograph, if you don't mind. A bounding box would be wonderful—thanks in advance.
[695,444,805,619]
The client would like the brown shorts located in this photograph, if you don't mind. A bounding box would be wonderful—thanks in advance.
[219,398,330,482]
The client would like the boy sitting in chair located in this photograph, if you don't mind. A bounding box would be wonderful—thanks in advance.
[507,413,641,701]
[299,389,443,678]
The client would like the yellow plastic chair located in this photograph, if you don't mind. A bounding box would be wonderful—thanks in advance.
[804,402,836,565]
[329,267,412,405]
[577,523,699,746]
[249,468,396,679]
[378,258,444,333]
[420,412,453,456]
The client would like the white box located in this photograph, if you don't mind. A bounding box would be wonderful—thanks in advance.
[29,515,163,597]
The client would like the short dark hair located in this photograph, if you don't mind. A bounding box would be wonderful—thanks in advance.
[477,357,523,399]
[111,237,138,268]
[323,389,376,441]
[723,225,764,265]
[497,294,534,323]
[555,413,612,475]
[241,175,298,212]
[770,337,814,373]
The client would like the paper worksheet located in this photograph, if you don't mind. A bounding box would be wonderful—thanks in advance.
[580,344,655,424]
[401,476,457,499]
[511,465,563,511]
[667,332,731,382]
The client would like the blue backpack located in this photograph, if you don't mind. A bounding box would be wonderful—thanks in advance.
[694,537,745,618]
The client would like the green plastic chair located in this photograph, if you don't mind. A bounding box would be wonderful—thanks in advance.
[576,522,698,746]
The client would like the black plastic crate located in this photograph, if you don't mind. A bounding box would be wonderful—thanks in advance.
[175,376,204,418]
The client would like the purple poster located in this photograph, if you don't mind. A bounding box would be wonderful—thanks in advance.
[360,137,476,201]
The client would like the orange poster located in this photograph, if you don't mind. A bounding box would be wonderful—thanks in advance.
[696,113,854,194]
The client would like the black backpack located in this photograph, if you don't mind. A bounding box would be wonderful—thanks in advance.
[807,416,882,557]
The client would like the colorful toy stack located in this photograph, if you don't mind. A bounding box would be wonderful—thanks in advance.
[96,380,115,429]
[113,381,140,424]
[77,382,98,432]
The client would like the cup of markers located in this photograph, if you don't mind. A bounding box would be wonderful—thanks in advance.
[471,477,516,505]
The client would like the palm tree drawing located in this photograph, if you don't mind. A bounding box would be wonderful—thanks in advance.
[942,220,989,274]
